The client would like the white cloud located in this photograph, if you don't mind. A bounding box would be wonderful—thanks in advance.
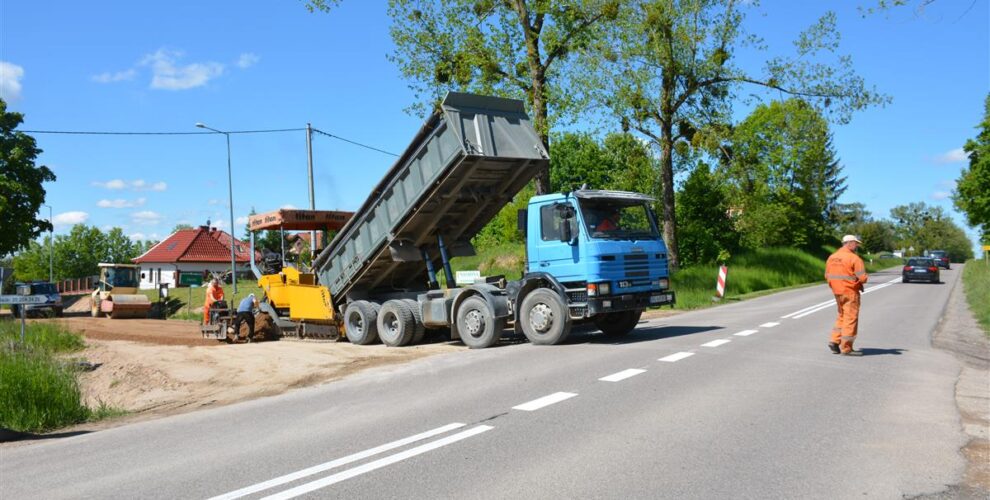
[0,61,25,101]
[92,69,136,83]
[129,232,147,241]
[92,179,127,190]
[931,191,951,201]
[212,218,228,229]
[236,53,260,69]
[150,181,167,191]
[97,197,146,209]
[53,211,89,226]
[132,210,164,225]
[935,147,967,164]
[235,216,250,225]
[141,49,224,91]
[92,179,167,191]
[208,199,221,206]
[280,204,297,210]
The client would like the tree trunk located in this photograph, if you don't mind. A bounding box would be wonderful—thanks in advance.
[659,125,679,270]
[531,62,551,195]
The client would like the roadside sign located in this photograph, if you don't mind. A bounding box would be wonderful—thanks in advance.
[179,272,203,286]
[0,295,47,305]
[982,245,990,251]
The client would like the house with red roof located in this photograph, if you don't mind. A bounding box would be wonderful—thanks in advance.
[131,225,261,289]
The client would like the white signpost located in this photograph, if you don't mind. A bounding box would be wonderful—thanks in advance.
[1,295,47,342]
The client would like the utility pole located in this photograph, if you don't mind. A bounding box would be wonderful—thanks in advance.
[42,204,53,282]
[306,123,316,258]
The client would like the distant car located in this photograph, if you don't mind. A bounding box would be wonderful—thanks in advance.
[902,258,940,284]
[926,250,951,270]
[10,281,63,317]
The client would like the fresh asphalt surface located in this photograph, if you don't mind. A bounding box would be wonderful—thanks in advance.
[1,267,969,499]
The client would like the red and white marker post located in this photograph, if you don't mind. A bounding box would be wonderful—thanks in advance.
[714,265,728,301]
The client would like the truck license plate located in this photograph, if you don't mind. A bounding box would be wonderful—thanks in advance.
[650,294,664,304]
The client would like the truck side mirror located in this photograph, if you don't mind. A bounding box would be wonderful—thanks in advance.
[560,219,572,243]
[517,209,527,236]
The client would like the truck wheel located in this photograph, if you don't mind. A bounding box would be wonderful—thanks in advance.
[520,288,571,345]
[455,296,503,349]
[400,299,426,344]
[378,300,416,347]
[344,301,380,345]
[595,309,643,336]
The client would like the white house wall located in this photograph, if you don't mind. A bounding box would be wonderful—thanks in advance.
[138,263,254,289]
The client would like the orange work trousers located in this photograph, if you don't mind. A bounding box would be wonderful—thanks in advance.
[830,293,861,353]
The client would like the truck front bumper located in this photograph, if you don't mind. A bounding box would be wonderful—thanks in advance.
[587,290,675,315]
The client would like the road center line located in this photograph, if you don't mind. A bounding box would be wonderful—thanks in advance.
[208,423,466,500]
[599,369,646,382]
[659,352,695,362]
[513,392,578,411]
[261,425,494,500]
[791,277,902,319]
[733,329,758,337]
[701,339,731,347]
[759,322,780,328]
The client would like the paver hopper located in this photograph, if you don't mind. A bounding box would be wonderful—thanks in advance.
[91,263,151,319]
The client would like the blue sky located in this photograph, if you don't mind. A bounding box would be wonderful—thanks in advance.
[1,1,987,252]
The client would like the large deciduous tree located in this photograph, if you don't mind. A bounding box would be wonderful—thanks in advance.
[579,0,887,268]
[382,0,619,194]
[889,202,974,260]
[0,98,56,256]
[675,162,736,265]
[954,94,990,242]
[723,99,845,249]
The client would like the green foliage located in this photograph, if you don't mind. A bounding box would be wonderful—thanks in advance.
[724,99,845,250]
[0,321,86,353]
[962,260,990,336]
[954,94,990,242]
[549,131,657,194]
[171,224,193,233]
[0,98,56,257]
[449,243,527,282]
[473,183,534,250]
[889,202,974,260]
[12,224,149,281]
[675,162,737,265]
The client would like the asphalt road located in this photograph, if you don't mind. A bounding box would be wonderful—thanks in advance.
[1,267,969,499]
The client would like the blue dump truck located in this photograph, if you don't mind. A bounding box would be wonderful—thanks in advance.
[311,92,674,348]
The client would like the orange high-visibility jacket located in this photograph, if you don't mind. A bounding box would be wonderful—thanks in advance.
[825,246,868,295]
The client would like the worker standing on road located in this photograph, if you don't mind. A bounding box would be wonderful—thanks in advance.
[825,235,869,356]
[203,278,224,324]
[232,293,259,342]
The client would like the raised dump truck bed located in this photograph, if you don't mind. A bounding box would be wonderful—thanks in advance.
[313,93,548,306]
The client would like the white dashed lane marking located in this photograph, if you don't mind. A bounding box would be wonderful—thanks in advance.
[659,352,695,362]
[733,329,759,337]
[701,339,731,347]
[599,369,647,382]
[759,322,780,328]
[513,392,578,411]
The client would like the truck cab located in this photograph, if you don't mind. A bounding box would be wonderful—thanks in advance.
[525,189,675,322]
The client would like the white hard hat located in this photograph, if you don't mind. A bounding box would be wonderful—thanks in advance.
[842,234,862,244]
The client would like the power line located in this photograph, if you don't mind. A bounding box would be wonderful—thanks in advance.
[22,128,306,136]
[311,128,399,157]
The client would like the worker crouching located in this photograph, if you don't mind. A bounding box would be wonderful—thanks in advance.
[825,235,869,356]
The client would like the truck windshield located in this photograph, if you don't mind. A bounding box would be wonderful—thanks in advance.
[580,200,660,240]
[105,267,138,287]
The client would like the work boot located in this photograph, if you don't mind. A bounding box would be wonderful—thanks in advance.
[828,342,840,354]
[840,350,864,357]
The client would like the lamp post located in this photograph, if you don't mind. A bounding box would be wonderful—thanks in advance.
[195,122,238,294]
[42,204,53,282]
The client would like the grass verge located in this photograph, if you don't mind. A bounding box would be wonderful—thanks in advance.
[962,259,990,336]
[139,280,264,319]
[0,321,127,433]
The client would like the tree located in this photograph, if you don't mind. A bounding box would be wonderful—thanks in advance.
[578,1,888,267]
[889,202,973,260]
[0,98,56,256]
[723,99,846,249]
[381,0,619,194]
[954,93,990,242]
[675,162,736,265]
[171,224,193,234]
[549,131,656,194]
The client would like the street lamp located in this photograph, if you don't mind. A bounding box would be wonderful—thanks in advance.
[195,122,238,294]
[41,204,53,283]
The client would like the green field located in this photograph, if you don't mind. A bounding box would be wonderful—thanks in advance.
[0,321,125,433]
[962,259,990,336]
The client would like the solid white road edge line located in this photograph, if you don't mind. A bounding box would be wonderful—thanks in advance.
[701,339,731,347]
[732,329,758,337]
[513,392,578,411]
[659,352,695,362]
[759,322,780,328]
[209,423,467,500]
[599,369,647,382]
[261,425,494,500]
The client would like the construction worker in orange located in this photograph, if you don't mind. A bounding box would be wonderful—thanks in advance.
[203,278,225,324]
[825,235,869,356]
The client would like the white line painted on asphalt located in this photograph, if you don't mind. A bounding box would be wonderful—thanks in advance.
[781,299,834,319]
[262,425,494,500]
[659,352,695,362]
[759,322,780,328]
[791,277,902,319]
[513,392,578,411]
[701,339,731,347]
[733,329,759,337]
[209,423,466,500]
[599,369,647,382]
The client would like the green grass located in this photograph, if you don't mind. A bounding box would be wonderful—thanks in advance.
[0,321,127,433]
[962,259,990,337]
[140,279,264,318]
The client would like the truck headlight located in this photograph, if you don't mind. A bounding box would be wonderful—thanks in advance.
[652,278,669,289]
[599,282,610,295]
